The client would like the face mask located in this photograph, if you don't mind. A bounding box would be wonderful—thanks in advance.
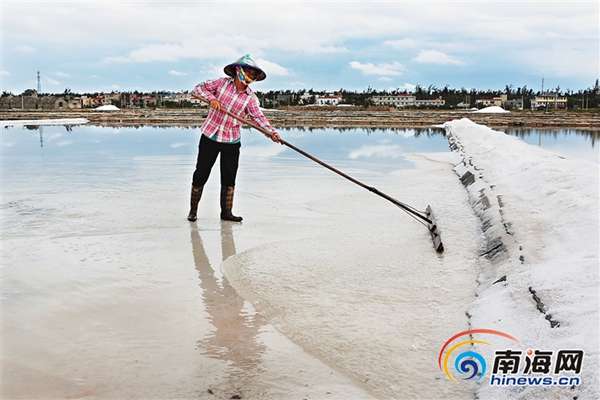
[236,67,255,85]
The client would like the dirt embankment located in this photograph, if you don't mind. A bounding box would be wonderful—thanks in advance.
[1,108,599,129]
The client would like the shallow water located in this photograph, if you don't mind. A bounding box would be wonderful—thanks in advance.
[3,124,595,163]
[222,154,483,399]
[503,127,599,163]
[1,124,579,398]
[4,126,404,399]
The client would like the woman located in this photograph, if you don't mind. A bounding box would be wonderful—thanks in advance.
[188,54,281,223]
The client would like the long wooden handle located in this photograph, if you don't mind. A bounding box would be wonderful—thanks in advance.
[193,95,432,224]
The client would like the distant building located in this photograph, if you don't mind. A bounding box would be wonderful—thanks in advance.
[504,98,524,110]
[369,94,445,108]
[38,96,59,110]
[531,93,567,110]
[0,95,34,109]
[81,96,95,108]
[370,94,415,107]
[298,92,314,105]
[54,96,82,109]
[262,93,296,108]
[141,94,158,108]
[315,94,342,106]
[415,97,445,107]
[0,93,76,110]
[105,92,121,105]
[475,98,495,107]
[476,94,507,108]
[157,92,203,107]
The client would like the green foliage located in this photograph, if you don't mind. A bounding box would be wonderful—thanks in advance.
[9,79,599,109]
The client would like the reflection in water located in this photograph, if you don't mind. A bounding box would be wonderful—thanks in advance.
[190,223,266,379]
[505,128,599,147]
[4,124,598,165]
[278,126,446,136]
[23,125,46,147]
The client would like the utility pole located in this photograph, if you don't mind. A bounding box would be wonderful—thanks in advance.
[37,71,41,93]
[541,77,544,93]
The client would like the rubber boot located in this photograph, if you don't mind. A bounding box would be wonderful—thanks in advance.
[187,185,203,222]
[220,185,243,222]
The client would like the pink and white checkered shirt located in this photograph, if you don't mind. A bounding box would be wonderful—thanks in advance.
[192,77,275,143]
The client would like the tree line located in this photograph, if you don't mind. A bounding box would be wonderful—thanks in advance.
[2,79,599,109]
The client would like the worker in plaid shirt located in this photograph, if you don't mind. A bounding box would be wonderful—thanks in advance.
[187,54,281,223]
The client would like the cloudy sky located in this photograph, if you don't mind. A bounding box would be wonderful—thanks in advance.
[1,0,598,93]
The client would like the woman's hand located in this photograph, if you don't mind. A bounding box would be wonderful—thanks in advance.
[270,131,282,144]
[209,99,221,111]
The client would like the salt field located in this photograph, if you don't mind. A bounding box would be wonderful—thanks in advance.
[1,124,598,399]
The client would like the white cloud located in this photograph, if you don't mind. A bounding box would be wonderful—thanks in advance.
[170,142,188,148]
[519,45,598,79]
[413,49,464,65]
[55,71,70,78]
[45,77,61,85]
[256,58,289,76]
[384,38,418,49]
[378,77,393,82]
[168,70,188,76]
[201,64,227,77]
[47,133,63,141]
[243,143,286,158]
[2,1,597,85]
[349,144,404,159]
[0,70,9,76]
[349,61,404,76]
[102,55,130,64]
[14,45,36,54]
[103,40,242,63]
[307,45,349,54]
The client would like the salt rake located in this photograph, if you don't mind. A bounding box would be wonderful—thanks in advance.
[196,98,444,253]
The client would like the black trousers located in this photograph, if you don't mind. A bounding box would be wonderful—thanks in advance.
[192,134,241,187]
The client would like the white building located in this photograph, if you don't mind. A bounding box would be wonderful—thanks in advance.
[315,94,342,106]
[415,97,445,107]
[370,94,416,107]
[531,94,567,110]
[299,92,314,104]
[475,95,507,108]
[164,92,203,105]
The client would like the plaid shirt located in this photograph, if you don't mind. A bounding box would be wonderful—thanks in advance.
[192,77,275,143]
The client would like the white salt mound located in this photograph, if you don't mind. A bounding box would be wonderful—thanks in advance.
[94,105,120,111]
[473,106,509,113]
[443,118,598,400]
